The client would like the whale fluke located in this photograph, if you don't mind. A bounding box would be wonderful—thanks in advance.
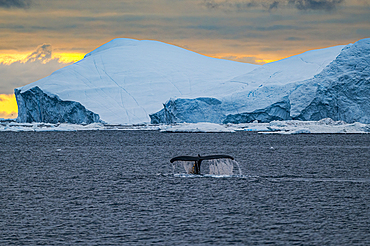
[170,154,234,174]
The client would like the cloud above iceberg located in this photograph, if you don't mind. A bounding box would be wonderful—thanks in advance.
[0,59,69,94]
[202,0,345,11]
[25,44,52,63]
[0,0,31,9]
[0,44,71,94]
[289,0,344,11]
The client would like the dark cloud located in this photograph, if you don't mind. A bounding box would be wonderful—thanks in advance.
[25,44,52,63]
[269,1,280,11]
[261,46,285,51]
[253,25,310,31]
[202,0,259,11]
[288,0,344,11]
[0,0,31,9]
[202,0,344,12]
[286,36,305,41]
[0,44,68,94]
[235,2,259,9]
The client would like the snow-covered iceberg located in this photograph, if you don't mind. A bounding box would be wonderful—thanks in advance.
[15,38,369,125]
[152,38,370,124]
[15,38,257,124]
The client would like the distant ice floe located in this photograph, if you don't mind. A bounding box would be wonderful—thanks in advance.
[263,118,370,134]
[1,118,369,134]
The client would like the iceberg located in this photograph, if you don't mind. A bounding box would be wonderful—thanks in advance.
[15,38,369,125]
[152,39,370,124]
[15,38,257,124]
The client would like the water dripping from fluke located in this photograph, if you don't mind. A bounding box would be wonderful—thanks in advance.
[170,154,245,178]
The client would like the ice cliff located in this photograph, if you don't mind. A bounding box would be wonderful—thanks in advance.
[15,38,369,125]
[151,39,370,124]
[15,86,101,124]
[289,38,370,123]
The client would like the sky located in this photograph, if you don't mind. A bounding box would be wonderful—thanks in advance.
[0,0,369,118]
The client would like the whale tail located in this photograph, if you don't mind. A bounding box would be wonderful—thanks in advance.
[170,154,234,175]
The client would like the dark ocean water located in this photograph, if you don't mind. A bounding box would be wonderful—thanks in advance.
[1,131,370,245]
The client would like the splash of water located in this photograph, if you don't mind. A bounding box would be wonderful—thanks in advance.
[209,159,233,175]
[181,161,194,174]
[172,159,242,176]
[208,159,242,175]
[171,161,194,174]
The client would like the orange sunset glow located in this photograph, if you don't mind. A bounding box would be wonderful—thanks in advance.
[0,52,85,65]
[0,50,85,118]
[0,94,18,119]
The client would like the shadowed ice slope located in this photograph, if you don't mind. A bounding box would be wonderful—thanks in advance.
[15,86,101,124]
[289,38,370,123]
